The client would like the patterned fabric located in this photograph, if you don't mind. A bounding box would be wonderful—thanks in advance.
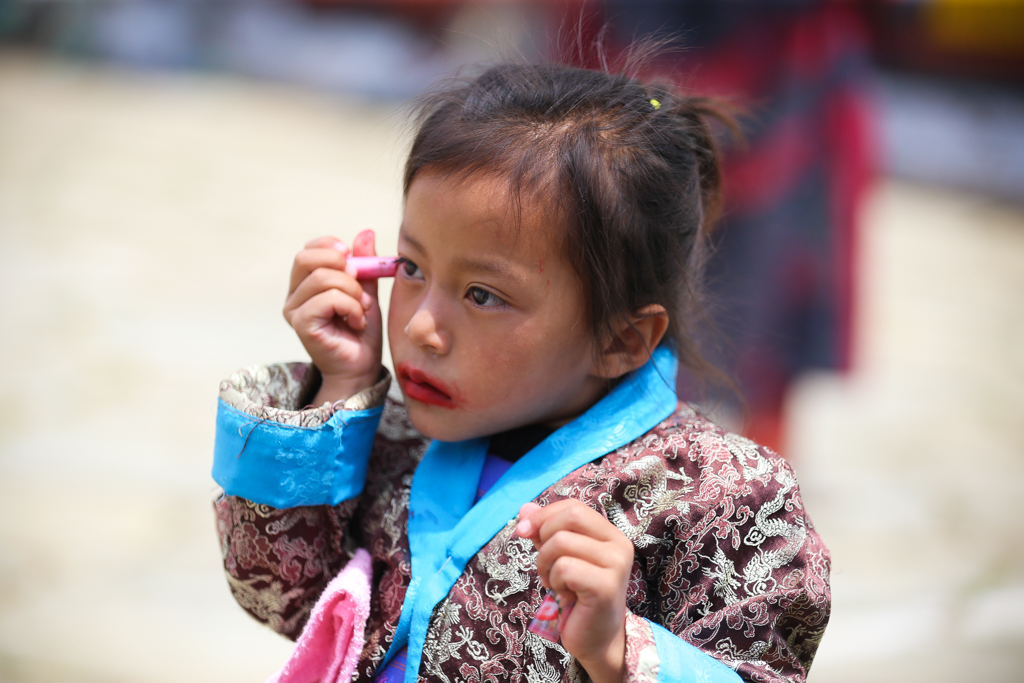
[219,363,391,428]
[215,364,830,682]
[624,614,659,683]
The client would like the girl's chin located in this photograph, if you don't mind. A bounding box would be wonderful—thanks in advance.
[405,402,493,443]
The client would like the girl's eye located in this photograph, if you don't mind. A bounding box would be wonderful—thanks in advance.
[396,257,423,280]
[467,286,506,308]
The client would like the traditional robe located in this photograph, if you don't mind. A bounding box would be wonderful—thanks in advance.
[213,349,830,682]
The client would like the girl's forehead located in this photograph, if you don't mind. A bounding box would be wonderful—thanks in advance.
[404,171,566,256]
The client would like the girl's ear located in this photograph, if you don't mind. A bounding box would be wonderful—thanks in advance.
[592,304,669,379]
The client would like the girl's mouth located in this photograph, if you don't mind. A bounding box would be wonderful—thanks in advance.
[396,363,457,409]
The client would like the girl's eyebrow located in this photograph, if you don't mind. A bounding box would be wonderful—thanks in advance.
[450,255,524,284]
[399,228,524,284]
[398,228,425,254]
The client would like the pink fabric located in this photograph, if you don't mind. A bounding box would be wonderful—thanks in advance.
[267,548,372,683]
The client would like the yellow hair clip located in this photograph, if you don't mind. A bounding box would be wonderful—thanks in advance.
[650,99,661,110]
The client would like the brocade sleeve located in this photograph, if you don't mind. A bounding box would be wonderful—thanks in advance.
[613,420,830,683]
[212,362,390,640]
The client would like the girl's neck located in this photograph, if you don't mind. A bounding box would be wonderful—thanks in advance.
[487,423,556,463]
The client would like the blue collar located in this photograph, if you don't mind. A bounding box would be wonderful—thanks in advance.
[385,347,679,681]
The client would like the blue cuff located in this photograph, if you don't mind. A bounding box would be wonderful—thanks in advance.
[212,398,384,508]
[649,620,743,683]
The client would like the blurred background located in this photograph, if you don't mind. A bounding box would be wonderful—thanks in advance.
[0,0,1022,681]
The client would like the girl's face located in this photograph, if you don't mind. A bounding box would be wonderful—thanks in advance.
[388,171,609,442]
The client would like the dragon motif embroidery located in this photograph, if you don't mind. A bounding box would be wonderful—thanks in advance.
[600,454,692,548]
[480,520,537,606]
[741,469,808,597]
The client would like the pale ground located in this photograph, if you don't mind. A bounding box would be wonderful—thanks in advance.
[0,52,1021,682]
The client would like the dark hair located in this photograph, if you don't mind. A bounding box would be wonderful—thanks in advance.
[403,59,733,384]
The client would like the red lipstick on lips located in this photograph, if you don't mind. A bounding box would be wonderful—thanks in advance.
[396,363,458,409]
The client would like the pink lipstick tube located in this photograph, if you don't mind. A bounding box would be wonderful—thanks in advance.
[347,256,399,280]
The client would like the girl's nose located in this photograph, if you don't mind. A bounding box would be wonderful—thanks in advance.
[404,306,450,356]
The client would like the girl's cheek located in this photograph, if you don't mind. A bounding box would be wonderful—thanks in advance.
[387,286,411,337]
[458,346,528,411]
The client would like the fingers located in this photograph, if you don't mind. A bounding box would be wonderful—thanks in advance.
[518,499,622,545]
[535,530,619,581]
[519,500,632,673]
[288,288,370,334]
[517,499,633,593]
[286,265,371,322]
[288,247,356,297]
[283,234,385,395]
[286,232,378,333]
[352,229,376,257]
[546,554,624,604]
[519,502,542,528]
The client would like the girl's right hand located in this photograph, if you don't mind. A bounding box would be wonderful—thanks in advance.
[283,230,383,406]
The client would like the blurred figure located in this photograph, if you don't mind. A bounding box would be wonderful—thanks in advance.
[583,1,875,454]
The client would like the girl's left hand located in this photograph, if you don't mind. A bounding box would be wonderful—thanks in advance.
[517,500,633,683]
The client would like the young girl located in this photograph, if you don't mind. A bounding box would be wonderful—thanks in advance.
[212,62,830,683]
